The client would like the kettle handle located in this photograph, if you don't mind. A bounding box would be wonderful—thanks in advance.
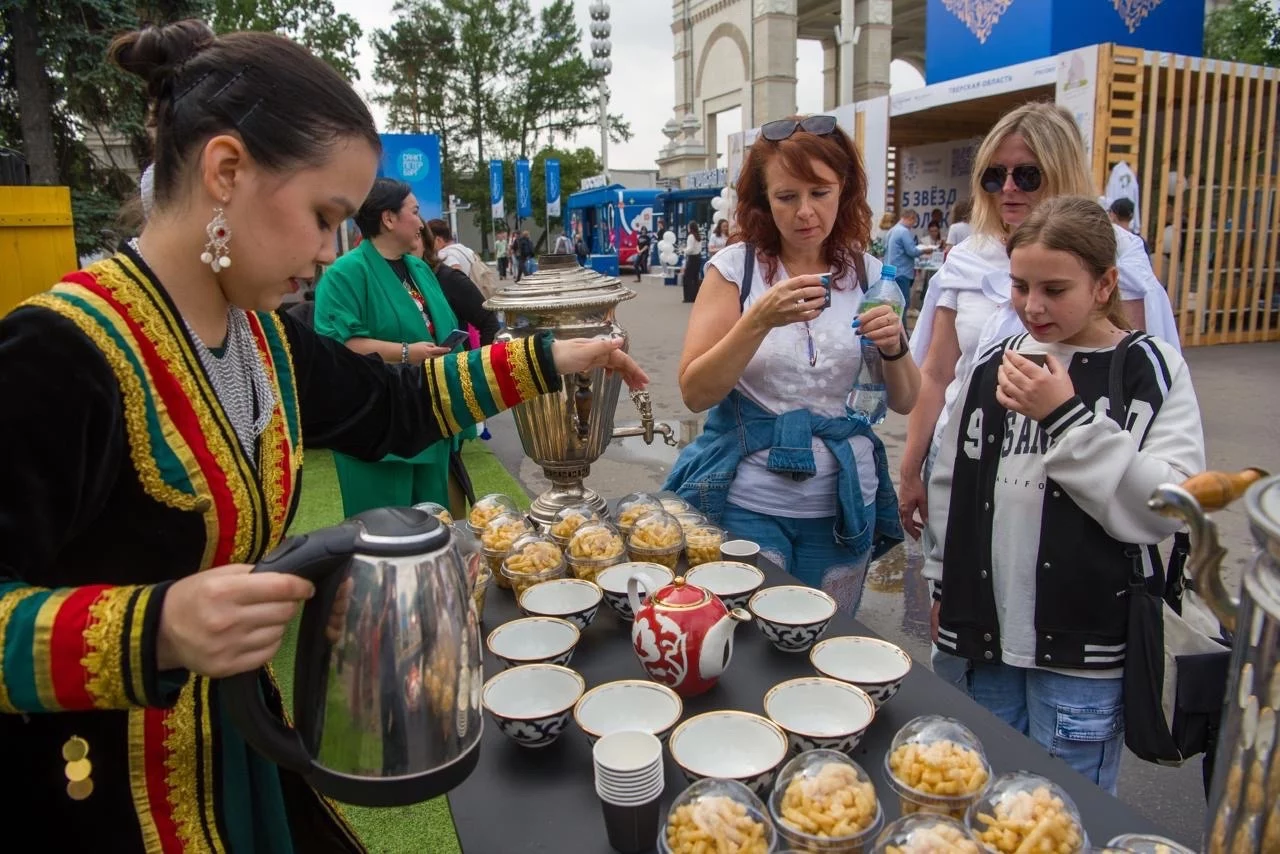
[1149,468,1270,636]
[218,525,356,774]
[627,573,655,618]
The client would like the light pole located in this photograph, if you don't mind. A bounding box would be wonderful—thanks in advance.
[589,2,612,174]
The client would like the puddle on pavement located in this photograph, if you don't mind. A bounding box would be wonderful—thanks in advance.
[858,542,934,656]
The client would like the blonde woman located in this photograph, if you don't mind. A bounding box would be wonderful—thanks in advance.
[898,102,1179,687]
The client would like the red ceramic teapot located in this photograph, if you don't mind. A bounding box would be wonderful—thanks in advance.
[627,574,751,697]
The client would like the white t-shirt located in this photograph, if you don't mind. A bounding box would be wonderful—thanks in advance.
[438,243,474,276]
[708,242,881,518]
[944,222,972,248]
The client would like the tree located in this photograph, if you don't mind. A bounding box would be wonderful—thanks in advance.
[204,0,363,80]
[1204,0,1280,66]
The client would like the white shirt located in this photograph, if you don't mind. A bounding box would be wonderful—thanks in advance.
[708,243,881,517]
[1105,162,1141,232]
[438,243,474,276]
[944,222,972,248]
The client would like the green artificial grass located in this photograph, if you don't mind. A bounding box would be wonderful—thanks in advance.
[275,442,530,853]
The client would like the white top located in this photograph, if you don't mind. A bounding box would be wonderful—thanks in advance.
[438,243,474,276]
[685,235,703,256]
[944,221,972,248]
[1105,162,1141,231]
[925,335,1203,677]
[708,242,881,518]
[708,233,728,254]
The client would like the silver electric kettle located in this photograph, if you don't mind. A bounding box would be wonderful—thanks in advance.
[220,506,483,807]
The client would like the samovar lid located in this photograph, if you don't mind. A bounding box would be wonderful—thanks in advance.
[484,254,636,312]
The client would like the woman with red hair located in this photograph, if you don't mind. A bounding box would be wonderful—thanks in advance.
[664,115,919,611]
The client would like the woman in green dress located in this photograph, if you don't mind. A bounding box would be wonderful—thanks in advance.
[314,179,470,517]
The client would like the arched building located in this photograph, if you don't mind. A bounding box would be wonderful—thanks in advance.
[658,0,926,178]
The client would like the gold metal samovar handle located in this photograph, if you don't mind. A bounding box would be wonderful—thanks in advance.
[1148,468,1269,635]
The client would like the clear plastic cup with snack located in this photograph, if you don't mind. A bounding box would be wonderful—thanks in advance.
[674,510,709,535]
[870,813,983,853]
[616,492,663,538]
[965,772,1087,854]
[660,777,777,854]
[469,493,519,536]
[412,501,454,526]
[480,512,535,588]
[500,533,567,598]
[566,521,628,583]
[657,491,693,516]
[549,503,602,549]
[769,749,882,853]
[883,716,991,821]
[626,510,686,571]
[685,523,726,568]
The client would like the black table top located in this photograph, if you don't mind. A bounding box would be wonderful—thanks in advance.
[447,561,1168,852]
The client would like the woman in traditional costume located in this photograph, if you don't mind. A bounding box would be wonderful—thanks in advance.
[0,20,645,852]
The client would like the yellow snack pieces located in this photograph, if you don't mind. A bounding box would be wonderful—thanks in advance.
[779,762,878,839]
[665,796,770,854]
[888,740,989,797]
[973,786,1084,854]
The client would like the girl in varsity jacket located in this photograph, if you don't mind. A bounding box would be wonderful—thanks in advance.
[923,197,1205,793]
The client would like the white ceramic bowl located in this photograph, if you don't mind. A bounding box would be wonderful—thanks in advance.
[481,663,585,748]
[596,562,674,621]
[518,578,602,631]
[573,679,684,744]
[667,710,789,796]
[763,677,876,755]
[485,616,580,669]
[748,585,837,652]
[810,635,912,706]
[684,561,766,610]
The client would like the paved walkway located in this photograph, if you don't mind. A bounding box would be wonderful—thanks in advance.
[484,272,1280,847]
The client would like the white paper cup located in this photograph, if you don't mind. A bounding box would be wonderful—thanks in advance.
[594,730,665,805]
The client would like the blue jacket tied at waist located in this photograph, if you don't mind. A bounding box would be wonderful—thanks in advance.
[663,390,903,560]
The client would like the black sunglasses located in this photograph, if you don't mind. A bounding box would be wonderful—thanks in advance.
[760,115,839,142]
[981,164,1043,193]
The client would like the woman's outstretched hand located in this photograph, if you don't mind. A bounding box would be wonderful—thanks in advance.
[551,337,650,389]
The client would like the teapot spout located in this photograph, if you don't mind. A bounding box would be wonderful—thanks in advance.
[1149,469,1267,635]
[698,608,752,682]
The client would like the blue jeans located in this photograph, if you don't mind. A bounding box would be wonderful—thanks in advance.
[895,275,914,307]
[720,502,872,615]
[966,662,1125,794]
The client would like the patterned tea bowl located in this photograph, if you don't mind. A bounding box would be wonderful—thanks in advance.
[668,710,789,796]
[748,586,837,653]
[485,616,580,669]
[764,676,876,756]
[809,636,912,707]
[482,663,585,748]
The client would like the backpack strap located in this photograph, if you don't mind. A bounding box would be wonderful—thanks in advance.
[738,242,756,313]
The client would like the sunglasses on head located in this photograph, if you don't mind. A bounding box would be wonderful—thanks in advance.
[981,164,1043,193]
[760,114,839,142]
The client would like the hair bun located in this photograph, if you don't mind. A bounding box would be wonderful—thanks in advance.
[109,19,215,98]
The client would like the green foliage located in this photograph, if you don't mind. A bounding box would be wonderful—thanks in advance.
[1204,0,1280,66]
[204,0,362,81]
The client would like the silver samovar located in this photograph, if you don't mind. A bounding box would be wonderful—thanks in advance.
[1149,468,1279,852]
[484,254,677,528]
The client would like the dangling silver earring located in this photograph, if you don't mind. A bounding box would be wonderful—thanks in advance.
[200,207,232,272]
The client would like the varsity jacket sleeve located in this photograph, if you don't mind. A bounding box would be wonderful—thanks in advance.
[1039,338,1205,544]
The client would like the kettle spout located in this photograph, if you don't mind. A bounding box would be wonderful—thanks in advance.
[697,608,751,682]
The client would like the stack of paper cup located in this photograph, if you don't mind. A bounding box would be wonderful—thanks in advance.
[593,730,665,854]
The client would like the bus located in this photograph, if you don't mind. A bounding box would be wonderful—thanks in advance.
[566,184,664,275]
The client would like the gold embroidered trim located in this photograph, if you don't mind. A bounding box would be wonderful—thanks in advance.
[507,337,540,402]
[195,678,226,853]
[0,587,43,712]
[81,586,136,708]
[24,294,206,515]
[100,256,260,562]
[128,709,164,853]
[264,311,304,458]
[32,590,72,711]
[431,358,462,436]
[258,412,289,549]
[128,586,153,704]
[456,353,486,423]
[164,678,205,851]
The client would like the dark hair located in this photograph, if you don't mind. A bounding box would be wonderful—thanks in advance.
[1008,196,1129,330]
[734,116,872,288]
[952,197,973,224]
[427,218,453,242]
[420,226,441,267]
[108,19,380,211]
[1108,197,1135,220]
[353,178,411,237]
[688,222,700,240]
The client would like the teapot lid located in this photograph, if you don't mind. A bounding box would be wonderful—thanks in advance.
[350,507,451,557]
[654,577,711,609]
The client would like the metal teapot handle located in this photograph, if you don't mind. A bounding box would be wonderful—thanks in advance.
[1148,468,1269,634]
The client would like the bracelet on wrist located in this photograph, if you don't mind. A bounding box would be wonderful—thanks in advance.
[401,342,410,364]
[879,335,910,361]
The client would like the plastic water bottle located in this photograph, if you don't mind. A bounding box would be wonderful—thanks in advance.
[846,264,905,425]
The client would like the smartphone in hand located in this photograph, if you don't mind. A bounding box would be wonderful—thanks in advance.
[441,329,469,350]
[1022,353,1049,368]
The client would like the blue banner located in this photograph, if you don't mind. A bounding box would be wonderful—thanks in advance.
[489,160,504,220]
[378,134,442,221]
[545,158,561,219]
[516,158,532,220]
